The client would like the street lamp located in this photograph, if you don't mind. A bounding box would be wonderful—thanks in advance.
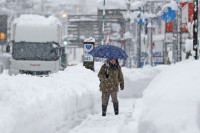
[61,13,68,40]
[62,13,67,18]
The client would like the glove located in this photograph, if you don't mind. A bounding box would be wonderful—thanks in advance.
[121,88,124,90]
[106,74,109,78]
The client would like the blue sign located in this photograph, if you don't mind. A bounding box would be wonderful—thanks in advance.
[86,45,92,50]
[84,44,94,62]
[154,52,162,56]
[137,13,148,25]
[137,13,141,18]
[161,7,176,23]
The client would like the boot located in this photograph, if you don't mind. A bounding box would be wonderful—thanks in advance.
[102,105,107,116]
[113,102,119,115]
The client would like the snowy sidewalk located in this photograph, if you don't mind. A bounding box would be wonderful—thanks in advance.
[69,98,135,133]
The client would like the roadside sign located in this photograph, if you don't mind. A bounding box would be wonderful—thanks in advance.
[83,37,95,71]
[161,7,176,23]
[83,43,94,62]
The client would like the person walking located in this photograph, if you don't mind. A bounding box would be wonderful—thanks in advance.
[98,59,124,116]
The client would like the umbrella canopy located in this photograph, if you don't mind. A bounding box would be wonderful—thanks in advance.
[89,45,128,60]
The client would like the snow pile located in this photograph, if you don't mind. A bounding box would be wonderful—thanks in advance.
[122,60,200,133]
[184,39,200,60]
[119,65,167,98]
[0,64,100,133]
[185,39,193,52]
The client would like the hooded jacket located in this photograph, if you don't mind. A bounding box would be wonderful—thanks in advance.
[98,61,124,93]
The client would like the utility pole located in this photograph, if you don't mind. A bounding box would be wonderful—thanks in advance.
[41,0,46,15]
[148,1,153,66]
[102,0,105,45]
[176,0,182,62]
[163,22,168,64]
[147,22,153,66]
[193,0,198,60]
[178,0,182,61]
[172,14,178,63]
[125,0,132,68]
[137,13,141,68]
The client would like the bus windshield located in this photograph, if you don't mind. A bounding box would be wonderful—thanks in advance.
[13,42,60,61]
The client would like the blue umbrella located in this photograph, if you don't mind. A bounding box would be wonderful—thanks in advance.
[89,45,128,60]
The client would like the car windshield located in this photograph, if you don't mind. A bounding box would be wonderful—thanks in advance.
[13,42,59,61]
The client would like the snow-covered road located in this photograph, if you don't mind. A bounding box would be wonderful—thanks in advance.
[69,98,136,133]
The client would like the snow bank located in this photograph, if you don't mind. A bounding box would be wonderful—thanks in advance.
[122,60,200,133]
[0,64,100,133]
[185,39,193,52]
[119,65,166,98]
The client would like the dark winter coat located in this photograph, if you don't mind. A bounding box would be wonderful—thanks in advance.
[98,62,124,93]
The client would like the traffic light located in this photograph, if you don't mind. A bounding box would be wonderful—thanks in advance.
[0,15,7,45]
[63,40,68,45]
[0,32,5,40]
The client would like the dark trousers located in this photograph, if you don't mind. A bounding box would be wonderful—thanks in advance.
[102,92,118,106]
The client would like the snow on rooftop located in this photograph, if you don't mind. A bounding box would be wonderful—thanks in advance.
[131,11,141,19]
[14,14,61,26]
[69,18,97,22]
[96,0,148,10]
[131,1,147,10]
[96,0,126,9]
[84,37,95,43]
[153,35,165,41]
[162,0,178,11]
